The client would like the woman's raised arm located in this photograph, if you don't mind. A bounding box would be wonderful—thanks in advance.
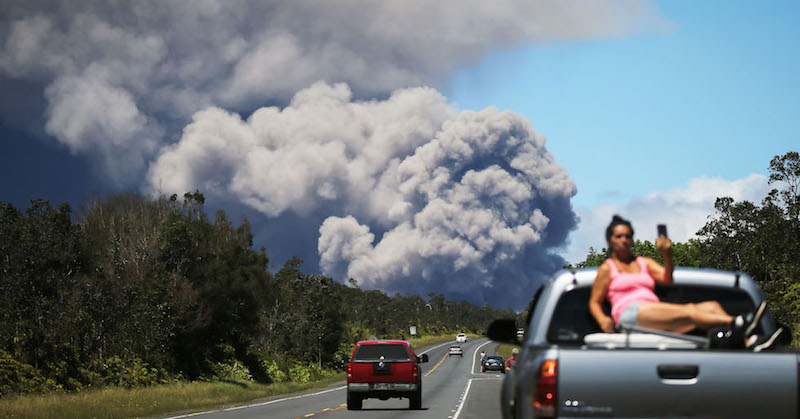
[646,236,674,285]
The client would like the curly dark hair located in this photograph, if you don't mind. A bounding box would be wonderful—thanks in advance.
[605,215,634,243]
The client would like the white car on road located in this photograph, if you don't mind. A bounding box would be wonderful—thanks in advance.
[448,345,463,357]
[456,333,467,343]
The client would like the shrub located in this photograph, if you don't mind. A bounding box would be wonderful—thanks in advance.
[241,351,270,382]
[77,366,104,389]
[288,363,311,383]
[308,363,334,381]
[286,362,338,383]
[0,350,59,397]
[264,360,287,383]
[94,356,169,388]
[212,360,252,381]
[211,344,236,363]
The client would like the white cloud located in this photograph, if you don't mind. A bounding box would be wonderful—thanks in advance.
[562,173,772,265]
[148,82,457,215]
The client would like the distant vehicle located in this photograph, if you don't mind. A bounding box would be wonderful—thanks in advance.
[456,333,467,343]
[481,355,505,373]
[516,328,524,340]
[448,345,463,357]
[346,340,429,410]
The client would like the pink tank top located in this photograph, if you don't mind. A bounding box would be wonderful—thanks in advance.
[606,257,660,324]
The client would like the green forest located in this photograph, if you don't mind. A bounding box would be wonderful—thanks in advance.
[0,191,520,397]
[1,151,797,398]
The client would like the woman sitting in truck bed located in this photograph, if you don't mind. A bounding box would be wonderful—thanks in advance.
[588,215,759,340]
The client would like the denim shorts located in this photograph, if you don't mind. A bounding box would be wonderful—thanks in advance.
[618,302,642,327]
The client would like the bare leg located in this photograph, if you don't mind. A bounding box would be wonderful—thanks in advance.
[637,302,733,334]
[695,301,729,317]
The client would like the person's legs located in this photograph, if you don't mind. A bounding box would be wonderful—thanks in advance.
[697,300,766,336]
[618,302,641,328]
[695,301,729,316]
[637,302,733,334]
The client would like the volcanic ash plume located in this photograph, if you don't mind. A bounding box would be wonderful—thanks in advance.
[148,82,577,308]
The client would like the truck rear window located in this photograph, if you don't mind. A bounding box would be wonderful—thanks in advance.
[353,344,412,362]
[547,285,757,344]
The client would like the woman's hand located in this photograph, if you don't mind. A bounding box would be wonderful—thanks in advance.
[651,236,674,285]
[598,316,616,333]
[655,235,672,254]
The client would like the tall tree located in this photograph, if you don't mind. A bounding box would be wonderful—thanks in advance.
[697,151,800,329]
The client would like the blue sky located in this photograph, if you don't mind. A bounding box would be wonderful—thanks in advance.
[1,1,798,307]
[448,1,799,208]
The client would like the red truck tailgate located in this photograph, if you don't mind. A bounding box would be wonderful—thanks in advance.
[350,361,416,383]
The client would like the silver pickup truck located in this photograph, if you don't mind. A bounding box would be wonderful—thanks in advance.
[489,267,796,418]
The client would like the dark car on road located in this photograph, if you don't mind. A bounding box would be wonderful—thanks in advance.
[481,355,505,373]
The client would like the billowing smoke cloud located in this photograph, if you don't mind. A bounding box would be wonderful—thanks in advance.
[149,82,577,308]
[563,174,772,265]
[0,0,665,183]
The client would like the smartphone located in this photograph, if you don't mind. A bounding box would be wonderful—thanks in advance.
[657,224,668,238]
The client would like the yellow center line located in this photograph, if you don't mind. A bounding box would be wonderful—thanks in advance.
[297,403,348,418]
[424,353,449,377]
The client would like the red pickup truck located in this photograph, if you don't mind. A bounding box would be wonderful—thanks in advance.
[346,339,429,410]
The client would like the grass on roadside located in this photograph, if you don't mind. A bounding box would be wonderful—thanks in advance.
[0,334,459,419]
[0,374,345,419]
[407,334,460,349]
[496,343,520,360]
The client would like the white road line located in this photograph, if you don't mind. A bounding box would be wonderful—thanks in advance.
[162,386,346,418]
[163,340,455,418]
[452,378,474,419]
[471,339,493,374]
[421,340,456,355]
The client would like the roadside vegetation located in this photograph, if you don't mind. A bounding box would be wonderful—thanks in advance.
[496,344,518,360]
[0,186,522,404]
[0,334,457,418]
[0,374,344,419]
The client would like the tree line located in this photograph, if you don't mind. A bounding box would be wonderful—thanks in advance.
[569,151,800,334]
[0,191,520,397]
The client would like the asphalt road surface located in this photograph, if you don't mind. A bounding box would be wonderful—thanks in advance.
[159,338,504,419]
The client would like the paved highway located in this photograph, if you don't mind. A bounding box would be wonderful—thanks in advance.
[158,338,504,419]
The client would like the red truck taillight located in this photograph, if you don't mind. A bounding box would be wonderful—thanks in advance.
[347,363,352,378]
[412,364,419,377]
[534,359,558,418]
